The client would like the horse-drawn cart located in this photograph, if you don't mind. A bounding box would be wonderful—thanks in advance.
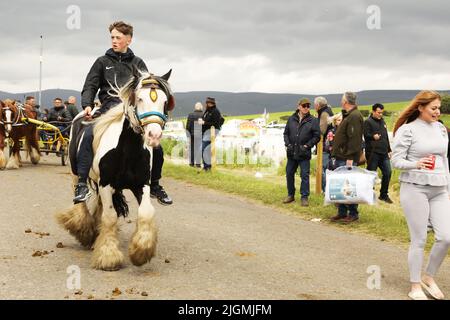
[21,118,71,166]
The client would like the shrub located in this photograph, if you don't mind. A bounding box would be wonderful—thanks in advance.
[441,94,450,114]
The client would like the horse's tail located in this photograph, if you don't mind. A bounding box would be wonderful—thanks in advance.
[112,190,129,218]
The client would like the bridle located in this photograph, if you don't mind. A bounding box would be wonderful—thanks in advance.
[0,103,26,136]
[128,75,174,133]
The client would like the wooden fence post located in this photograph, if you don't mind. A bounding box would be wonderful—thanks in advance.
[211,126,216,169]
[315,136,323,194]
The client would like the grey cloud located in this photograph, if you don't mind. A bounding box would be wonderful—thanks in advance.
[1,0,450,92]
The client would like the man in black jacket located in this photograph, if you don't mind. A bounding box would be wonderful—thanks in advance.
[186,102,204,167]
[363,103,392,203]
[46,97,72,122]
[73,21,172,206]
[199,97,223,171]
[283,98,321,206]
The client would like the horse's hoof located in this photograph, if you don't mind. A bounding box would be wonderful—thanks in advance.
[6,161,19,170]
[128,227,158,266]
[55,204,98,248]
[91,250,124,271]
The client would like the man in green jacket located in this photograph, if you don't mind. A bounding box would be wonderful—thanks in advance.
[330,92,364,223]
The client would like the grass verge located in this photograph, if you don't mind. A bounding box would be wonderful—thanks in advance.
[164,160,438,251]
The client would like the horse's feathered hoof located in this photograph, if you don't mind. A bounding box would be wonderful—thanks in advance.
[0,151,6,169]
[30,148,40,165]
[6,156,19,169]
[91,227,124,271]
[128,222,158,266]
[55,203,98,248]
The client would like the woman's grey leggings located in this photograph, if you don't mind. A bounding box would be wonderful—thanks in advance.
[400,182,450,283]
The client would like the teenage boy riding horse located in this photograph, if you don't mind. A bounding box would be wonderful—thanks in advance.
[74,21,173,205]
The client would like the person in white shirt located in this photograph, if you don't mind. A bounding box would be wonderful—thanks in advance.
[392,90,450,300]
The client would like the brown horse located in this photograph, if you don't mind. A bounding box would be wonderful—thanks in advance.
[0,99,40,169]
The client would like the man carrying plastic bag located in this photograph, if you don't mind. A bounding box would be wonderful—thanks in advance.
[329,92,364,223]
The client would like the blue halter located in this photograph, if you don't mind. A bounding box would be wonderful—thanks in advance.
[137,111,168,123]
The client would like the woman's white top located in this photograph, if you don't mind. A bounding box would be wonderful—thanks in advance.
[392,118,450,192]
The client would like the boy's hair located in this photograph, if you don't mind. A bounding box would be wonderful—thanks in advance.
[109,21,133,37]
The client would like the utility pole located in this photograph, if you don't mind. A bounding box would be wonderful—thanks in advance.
[38,35,43,107]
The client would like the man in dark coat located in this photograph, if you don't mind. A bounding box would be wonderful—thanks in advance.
[283,98,321,207]
[330,92,364,223]
[46,97,72,122]
[364,103,393,203]
[66,96,80,120]
[199,97,223,171]
[186,102,204,167]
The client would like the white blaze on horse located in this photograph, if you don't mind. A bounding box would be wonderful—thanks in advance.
[0,99,40,170]
[56,69,174,271]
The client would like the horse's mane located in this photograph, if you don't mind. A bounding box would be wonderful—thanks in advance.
[92,104,125,152]
[92,73,149,152]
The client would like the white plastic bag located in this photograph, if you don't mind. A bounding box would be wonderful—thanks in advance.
[324,166,378,205]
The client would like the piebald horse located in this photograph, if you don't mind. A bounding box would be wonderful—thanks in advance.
[0,99,40,169]
[56,70,174,271]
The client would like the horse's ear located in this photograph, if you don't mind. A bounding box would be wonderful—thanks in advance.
[161,69,172,81]
[166,95,175,112]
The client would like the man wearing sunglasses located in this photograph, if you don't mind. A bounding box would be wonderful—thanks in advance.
[283,98,321,206]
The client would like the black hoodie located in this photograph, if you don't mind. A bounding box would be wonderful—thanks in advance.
[363,114,391,156]
[81,48,148,109]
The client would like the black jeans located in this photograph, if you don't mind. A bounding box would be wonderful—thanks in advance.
[286,157,310,199]
[366,152,392,198]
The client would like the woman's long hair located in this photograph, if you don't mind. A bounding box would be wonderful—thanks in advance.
[393,90,441,135]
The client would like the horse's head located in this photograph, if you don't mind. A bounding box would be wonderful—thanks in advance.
[120,69,175,148]
[1,99,18,134]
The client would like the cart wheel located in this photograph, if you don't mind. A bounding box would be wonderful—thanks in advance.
[61,146,69,166]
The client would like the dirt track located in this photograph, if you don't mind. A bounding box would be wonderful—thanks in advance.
[1,153,450,300]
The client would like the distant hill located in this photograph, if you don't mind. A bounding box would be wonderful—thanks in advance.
[2,89,449,118]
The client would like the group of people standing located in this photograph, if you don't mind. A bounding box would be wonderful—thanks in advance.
[283,90,450,300]
[284,92,394,215]
[185,97,224,171]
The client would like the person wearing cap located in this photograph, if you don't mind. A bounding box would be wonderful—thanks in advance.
[283,98,321,206]
[186,102,204,167]
[198,97,224,171]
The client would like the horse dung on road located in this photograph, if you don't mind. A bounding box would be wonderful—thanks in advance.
[56,69,174,271]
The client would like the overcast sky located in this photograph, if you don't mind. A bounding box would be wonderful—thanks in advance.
[1,0,449,94]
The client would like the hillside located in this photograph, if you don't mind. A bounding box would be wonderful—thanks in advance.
[2,89,450,118]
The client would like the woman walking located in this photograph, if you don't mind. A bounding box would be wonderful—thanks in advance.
[392,90,450,300]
